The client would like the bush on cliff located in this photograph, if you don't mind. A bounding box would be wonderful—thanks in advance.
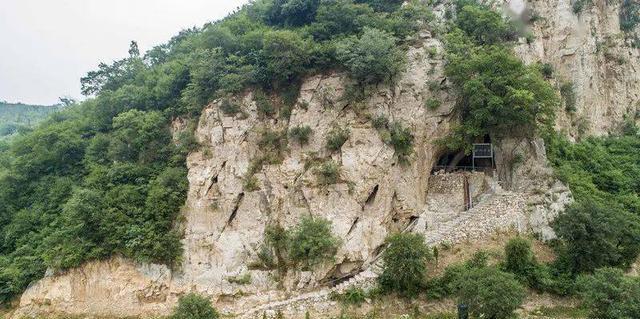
[171,293,220,319]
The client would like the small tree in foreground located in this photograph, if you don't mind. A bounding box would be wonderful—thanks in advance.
[502,237,542,286]
[378,233,431,298]
[171,293,219,319]
[577,267,640,319]
[456,267,526,319]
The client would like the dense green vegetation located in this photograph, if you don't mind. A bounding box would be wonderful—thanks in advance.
[0,0,431,305]
[0,101,63,139]
[577,267,640,319]
[440,0,557,153]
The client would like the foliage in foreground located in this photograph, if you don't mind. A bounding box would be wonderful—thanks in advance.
[457,267,526,319]
[577,267,640,319]
[378,233,431,298]
[547,133,640,275]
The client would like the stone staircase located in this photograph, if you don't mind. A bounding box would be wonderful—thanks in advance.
[237,192,527,318]
[238,259,384,318]
[424,192,527,246]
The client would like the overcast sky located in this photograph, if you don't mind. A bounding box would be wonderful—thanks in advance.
[0,0,249,105]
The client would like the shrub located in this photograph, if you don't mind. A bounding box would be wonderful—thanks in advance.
[288,216,340,269]
[332,287,367,306]
[425,98,441,110]
[260,30,311,86]
[266,0,321,26]
[503,237,537,280]
[620,0,640,32]
[255,91,277,118]
[427,80,440,92]
[226,272,252,285]
[540,62,554,79]
[456,267,526,319]
[572,0,592,14]
[455,3,516,45]
[289,125,313,145]
[220,99,241,116]
[426,46,438,58]
[356,0,404,12]
[326,127,350,152]
[315,160,340,185]
[257,129,288,164]
[244,175,260,191]
[388,123,414,161]
[560,81,577,113]
[171,293,219,319]
[426,263,468,299]
[577,267,640,319]
[336,27,405,84]
[552,201,640,274]
[378,233,431,298]
[501,237,555,291]
[372,115,389,130]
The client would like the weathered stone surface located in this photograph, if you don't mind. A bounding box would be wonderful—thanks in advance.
[14,1,637,317]
[508,0,640,136]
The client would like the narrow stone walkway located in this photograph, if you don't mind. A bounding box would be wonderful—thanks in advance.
[237,192,527,318]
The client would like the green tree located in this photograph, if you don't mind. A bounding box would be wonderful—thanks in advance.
[171,293,219,319]
[266,0,321,26]
[443,38,556,151]
[108,109,172,164]
[260,30,310,87]
[502,237,537,282]
[455,3,516,45]
[288,217,340,269]
[378,233,431,298]
[310,0,374,40]
[577,267,640,319]
[356,0,403,12]
[553,201,640,274]
[456,267,526,319]
[336,27,405,84]
[81,41,146,96]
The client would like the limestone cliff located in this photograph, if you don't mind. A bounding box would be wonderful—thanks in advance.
[12,0,638,318]
[509,0,639,136]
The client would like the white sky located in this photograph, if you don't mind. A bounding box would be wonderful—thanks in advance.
[0,0,249,105]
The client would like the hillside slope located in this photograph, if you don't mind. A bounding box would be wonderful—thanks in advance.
[0,102,63,139]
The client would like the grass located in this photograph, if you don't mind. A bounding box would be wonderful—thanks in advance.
[530,305,588,318]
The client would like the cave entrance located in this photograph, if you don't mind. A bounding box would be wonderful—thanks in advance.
[433,139,495,173]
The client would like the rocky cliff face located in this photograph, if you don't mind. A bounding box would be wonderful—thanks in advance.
[12,0,637,318]
[510,0,639,137]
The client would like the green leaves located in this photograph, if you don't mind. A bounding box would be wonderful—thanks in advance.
[456,267,526,319]
[336,27,405,84]
[552,201,640,274]
[288,217,340,268]
[171,293,220,319]
[577,267,640,319]
[379,233,431,298]
[444,38,557,149]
